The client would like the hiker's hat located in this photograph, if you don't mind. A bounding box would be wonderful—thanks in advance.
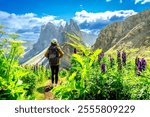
[51,38,58,44]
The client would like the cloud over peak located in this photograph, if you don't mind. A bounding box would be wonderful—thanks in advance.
[0,9,137,41]
[73,10,136,23]
[73,10,137,34]
[0,11,66,41]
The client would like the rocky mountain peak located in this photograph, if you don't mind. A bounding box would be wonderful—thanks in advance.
[64,19,80,33]
[93,9,150,53]
[20,19,83,64]
[69,19,80,31]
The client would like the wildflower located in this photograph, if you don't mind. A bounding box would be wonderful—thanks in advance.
[122,51,126,65]
[135,56,140,67]
[116,51,122,70]
[101,64,106,73]
[135,57,146,76]
[138,60,142,72]
[109,55,114,67]
[117,50,121,63]
[98,52,104,61]
[141,58,146,70]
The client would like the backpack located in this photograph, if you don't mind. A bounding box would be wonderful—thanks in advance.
[48,46,59,66]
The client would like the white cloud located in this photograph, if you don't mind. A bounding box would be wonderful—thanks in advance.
[73,10,137,34]
[135,0,150,4]
[106,0,150,4]
[0,9,138,40]
[141,0,150,4]
[73,10,137,24]
[135,0,142,4]
[0,11,66,41]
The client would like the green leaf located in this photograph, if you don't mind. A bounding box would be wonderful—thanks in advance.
[68,72,77,81]
[72,54,84,67]
[89,49,102,66]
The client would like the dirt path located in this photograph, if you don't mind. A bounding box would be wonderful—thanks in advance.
[44,80,54,100]
[43,80,61,100]
[36,77,66,100]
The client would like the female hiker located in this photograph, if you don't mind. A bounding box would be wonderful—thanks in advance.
[45,38,64,87]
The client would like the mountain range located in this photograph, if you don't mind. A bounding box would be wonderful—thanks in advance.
[93,9,150,55]
[20,19,97,67]
[21,9,150,67]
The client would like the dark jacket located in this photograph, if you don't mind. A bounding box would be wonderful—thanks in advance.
[44,45,64,65]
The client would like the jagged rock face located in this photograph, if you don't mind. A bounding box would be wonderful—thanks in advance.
[20,22,60,63]
[93,9,150,52]
[20,19,84,65]
[61,19,82,43]
[61,44,74,68]
[34,22,59,51]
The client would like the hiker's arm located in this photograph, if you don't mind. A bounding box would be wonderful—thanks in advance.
[57,47,64,58]
[44,49,49,58]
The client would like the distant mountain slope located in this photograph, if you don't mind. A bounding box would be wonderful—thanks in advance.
[93,9,150,54]
[22,48,47,66]
[20,19,82,64]
[81,31,97,46]
[20,19,97,68]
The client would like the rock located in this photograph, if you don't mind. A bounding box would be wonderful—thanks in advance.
[20,19,92,68]
[92,9,150,52]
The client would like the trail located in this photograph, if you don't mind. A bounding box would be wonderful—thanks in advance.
[36,79,62,100]
[44,80,55,100]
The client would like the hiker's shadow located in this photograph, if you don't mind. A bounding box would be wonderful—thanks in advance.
[37,86,52,93]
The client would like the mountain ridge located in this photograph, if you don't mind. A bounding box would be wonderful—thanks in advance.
[92,9,150,55]
[20,19,96,67]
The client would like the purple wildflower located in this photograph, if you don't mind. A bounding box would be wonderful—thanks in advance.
[135,57,146,76]
[138,60,142,72]
[117,50,121,57]
[117,50,121,62]
[122,51,126,65]
[141,58,146,70]
[101,64,106,73]
[98,52,104,61]
[109,55,114,67]
[116,51,122,70]
[135,57,140,67]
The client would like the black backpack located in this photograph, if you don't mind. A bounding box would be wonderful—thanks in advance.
[48,46,59,66]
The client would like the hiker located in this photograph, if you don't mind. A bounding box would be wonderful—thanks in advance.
[45,38,64,87]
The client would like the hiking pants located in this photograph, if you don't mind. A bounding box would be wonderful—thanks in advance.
[50,65,59,84]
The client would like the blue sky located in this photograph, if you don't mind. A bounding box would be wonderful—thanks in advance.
[0,0,150,41]
[0,0,150,20]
